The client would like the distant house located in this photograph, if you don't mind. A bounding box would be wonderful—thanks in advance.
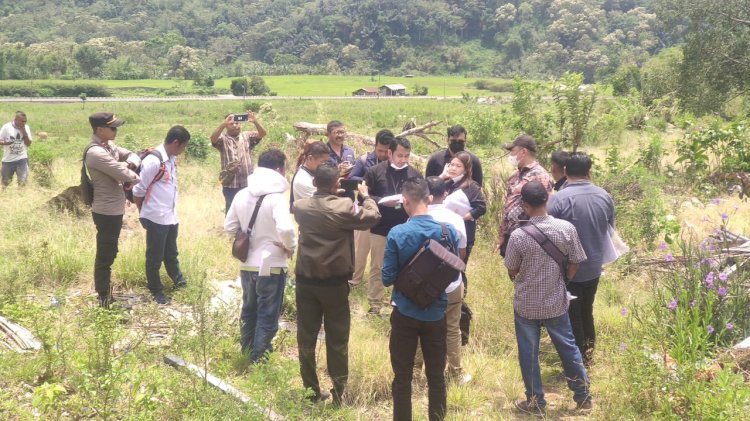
[352,87,379,96]
[379,84,407,96]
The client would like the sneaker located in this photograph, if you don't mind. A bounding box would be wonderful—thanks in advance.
[459,373,473,385]
[514,398,545,415]
[576,399,593,412]
[174,280,187,290]
[98,295,112,309]
[307,389,330,403]
[153,293,170,305]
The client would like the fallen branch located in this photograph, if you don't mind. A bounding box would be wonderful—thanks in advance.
[0,315,41,352]
[164,354,286,421]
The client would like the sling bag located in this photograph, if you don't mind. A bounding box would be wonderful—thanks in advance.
[520,222,569,283]
[231,194,267,262]
[395,223,466,309]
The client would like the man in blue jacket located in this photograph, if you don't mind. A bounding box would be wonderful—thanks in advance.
[382,177,459,421]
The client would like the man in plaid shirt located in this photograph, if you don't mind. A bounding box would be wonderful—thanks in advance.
[210,111,267,213]
[504,181,592,414]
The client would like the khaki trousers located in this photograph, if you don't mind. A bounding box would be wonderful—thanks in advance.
[367,233,387,309]
[350,229,371,285]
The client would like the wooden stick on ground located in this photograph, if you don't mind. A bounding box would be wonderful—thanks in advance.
[163,354,286,421]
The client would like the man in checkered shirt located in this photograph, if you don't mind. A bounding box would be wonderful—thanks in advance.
[504,181,592,414]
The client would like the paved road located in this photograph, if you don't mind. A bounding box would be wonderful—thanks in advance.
[0,95,477,103]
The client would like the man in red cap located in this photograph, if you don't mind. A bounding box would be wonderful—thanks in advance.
[84,112,141,307]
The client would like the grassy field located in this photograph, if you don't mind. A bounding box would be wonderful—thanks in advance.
[0,99,748,420]
[0,75,515,97]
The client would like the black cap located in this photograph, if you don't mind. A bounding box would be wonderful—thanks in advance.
[89,112,125,129]
[503,134,537,153]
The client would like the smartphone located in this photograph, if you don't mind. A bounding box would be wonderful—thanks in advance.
[340,179,363,191]
[233,114,248,122]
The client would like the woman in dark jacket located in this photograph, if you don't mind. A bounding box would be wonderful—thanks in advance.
[440,151,486,261]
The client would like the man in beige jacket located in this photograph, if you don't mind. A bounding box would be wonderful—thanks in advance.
[84,112,141,307]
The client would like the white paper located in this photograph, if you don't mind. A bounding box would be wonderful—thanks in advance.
[444,189,472,216]
[602,225,630,265]
[259,249,272,276]
[378,194,403,205]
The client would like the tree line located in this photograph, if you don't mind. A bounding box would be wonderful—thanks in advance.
[0,0,747,114]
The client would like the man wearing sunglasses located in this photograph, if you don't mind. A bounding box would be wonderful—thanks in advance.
[84,112,141,307]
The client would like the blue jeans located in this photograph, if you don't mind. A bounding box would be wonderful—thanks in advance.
[223,187,243,214]
[514,312,591,407]
[1,158,28,186]
[240,270,286,363]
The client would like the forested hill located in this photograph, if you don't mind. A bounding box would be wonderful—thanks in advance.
[1,0,664,82]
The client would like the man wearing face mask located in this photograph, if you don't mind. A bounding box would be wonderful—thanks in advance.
[363,136,422,315]
[497,135,554,257]
[425,125,483,186]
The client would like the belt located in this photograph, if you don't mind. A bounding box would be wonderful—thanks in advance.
[241,267,285,275]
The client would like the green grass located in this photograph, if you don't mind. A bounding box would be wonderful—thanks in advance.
[0,76,516,97]
[0,99,747,419]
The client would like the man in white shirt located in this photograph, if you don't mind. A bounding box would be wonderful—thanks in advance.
[225,149,297,364]
[425,176,470,385]
[133,125,190,304]
[290,141,330,211]
[0,111,32,187]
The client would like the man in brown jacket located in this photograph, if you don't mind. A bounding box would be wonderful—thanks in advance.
[84,112,141,307]
[292,163,380,404]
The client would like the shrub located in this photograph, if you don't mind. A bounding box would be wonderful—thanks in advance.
[0,82,110,97]
[230,78,248,96]
[186,133,209,162]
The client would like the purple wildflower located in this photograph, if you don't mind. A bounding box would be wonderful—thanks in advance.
[708,258,718,268]
[619,343,627,352]
[727,323,734,330]
[718,287,727,297]
[665,253,674,262]
[620,308,628,316]
[667,299,678,311]
[721,213,729,220]
[708,325,715,334]
[719,272,728,282]
[689,300,695,308]
[705,272,715,288]
[708,244,716,252]
[659,242,668,251]
[711,198,721,205]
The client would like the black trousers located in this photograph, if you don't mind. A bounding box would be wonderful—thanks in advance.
[92,212,123,298]
[566,278,600,362]
[295,282,350,402]
[140,218,185,294]
[390,308,447,421]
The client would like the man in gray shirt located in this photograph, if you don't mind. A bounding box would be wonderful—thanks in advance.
[548,152,615,366]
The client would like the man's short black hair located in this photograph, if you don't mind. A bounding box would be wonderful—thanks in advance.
[314,163,339,190]
[521,181,548,207]
[15,111,26,118]
[391,136,411,152]
[307,141,330,157]
[426,176,447,197]
[375,129,395,147]
[447,125,467,138]
[551,151,570,168]
[165,125,191,145]
[258,148,287,170]
[402,177,429,203]
[327,120,344,133]
[565,152,592,177]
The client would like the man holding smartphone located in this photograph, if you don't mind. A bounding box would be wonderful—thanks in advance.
[324,120,356,179]
[210,111,267,213]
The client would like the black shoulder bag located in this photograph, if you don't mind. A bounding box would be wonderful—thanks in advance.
[395,223,467,309]
[519,222,569,283]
